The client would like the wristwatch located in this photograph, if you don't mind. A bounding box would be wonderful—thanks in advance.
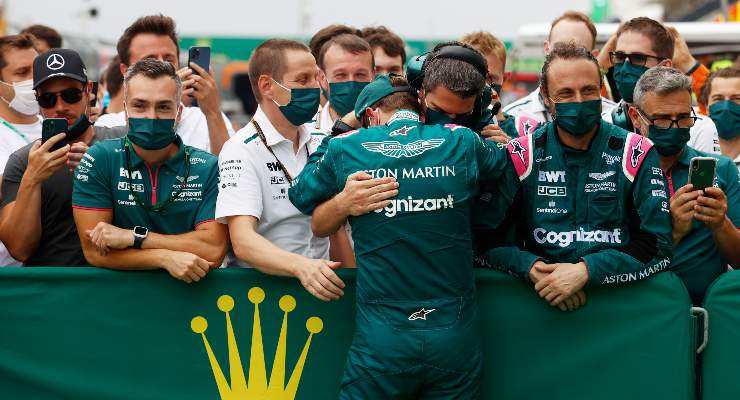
[132,226,148,249]
[331,119,355,136]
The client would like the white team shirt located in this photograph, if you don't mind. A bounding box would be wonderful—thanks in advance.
[93,106,235,153]
[0,116,41,267]
[215,107,329,268]
[503,87,617,123]
[602,101,721,155]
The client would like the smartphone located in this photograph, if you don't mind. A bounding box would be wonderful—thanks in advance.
[187,46,211,76]
[89,81,99,107]
[41,118,68,151]
[688,157,717,191]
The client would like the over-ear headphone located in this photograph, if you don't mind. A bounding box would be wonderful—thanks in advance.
[407,42,489,90]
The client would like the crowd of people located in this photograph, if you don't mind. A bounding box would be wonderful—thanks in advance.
[0,11,738,398]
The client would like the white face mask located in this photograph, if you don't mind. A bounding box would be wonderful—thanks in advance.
[0,79,39,116]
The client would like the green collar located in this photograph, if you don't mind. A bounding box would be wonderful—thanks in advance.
[125,136,187,172]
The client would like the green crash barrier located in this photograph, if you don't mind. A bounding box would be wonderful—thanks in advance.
[701,270,740,400]
[0,268,695,400]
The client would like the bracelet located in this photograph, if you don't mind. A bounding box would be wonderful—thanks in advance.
[686,62,701,76]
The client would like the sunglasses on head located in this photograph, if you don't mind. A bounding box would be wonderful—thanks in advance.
[36,88,84,108]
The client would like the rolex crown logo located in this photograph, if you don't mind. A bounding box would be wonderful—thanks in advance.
[191,287,323,399]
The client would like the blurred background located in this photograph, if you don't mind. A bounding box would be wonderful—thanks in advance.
[3,0,739,125]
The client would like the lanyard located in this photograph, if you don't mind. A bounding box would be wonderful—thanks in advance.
[252,119,308,185]
[0,117,31,144]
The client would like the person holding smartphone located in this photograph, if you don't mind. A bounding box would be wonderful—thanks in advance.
[0,48,123,266]
[629,66,740,304]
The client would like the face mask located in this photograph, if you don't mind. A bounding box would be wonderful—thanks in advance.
[644,123,690,156]
[709,100,740,140]
[0,79,39,116]
[127,117,178,150]
[66,113,92,142]
[102,90,111,109]
[328,81,369,117]
[272,79,321,126]
[552,99,602,137]
[613,62,649,103]
[492,83,503,96]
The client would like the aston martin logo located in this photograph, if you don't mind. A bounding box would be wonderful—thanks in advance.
[46,54,65,70]
[408,308,436,321]
[631,137,644,168]
[362,139,444,158]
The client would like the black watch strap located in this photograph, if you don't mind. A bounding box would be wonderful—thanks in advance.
[133,235,145,249]
[331,119,354,136]
[132,226,147,249]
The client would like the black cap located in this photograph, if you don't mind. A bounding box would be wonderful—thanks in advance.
[33,48,88,90]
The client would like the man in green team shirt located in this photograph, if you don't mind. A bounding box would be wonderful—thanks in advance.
[72,59,227,283]
[629,66,740,304]
[290,72,513,398]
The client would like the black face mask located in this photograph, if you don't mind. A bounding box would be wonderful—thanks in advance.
[66,113,92,141]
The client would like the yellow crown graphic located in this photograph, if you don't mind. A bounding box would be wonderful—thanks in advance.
[190,287,323,400]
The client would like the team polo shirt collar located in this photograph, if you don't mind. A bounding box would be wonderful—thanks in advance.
[676,145,699,167]
[126,136,188,172]
[252,107,312,150]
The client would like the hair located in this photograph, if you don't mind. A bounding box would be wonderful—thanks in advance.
[0,34,36,72]
[549,11,597,50]
[317,33,373,71]
[104,56,125,97]
[633,66,692,110]
[461,31,507,66]
[700,66,740,105]
[362,26,406,64]
[373,74,422,115]
[123,59,182,103]
[540,41,601,98]
[248,39,311,102]
[422,41,486,98]
[616,17,674,61]
[117,15,179,66]
[309,25,361,63]
[20,24,62,49]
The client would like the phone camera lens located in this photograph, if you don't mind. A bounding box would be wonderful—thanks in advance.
[192,48,200,56]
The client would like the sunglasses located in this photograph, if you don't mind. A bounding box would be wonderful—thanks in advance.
[609,51,664,67]
[36,88,84,108]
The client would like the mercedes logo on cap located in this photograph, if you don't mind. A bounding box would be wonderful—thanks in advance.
[46,54,65,71]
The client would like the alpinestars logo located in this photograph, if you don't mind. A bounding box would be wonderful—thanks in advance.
[509,140,526,163]
[533,227,622,248]
[375,195,454,217]
[362,139,444,158]
[631,137,645,168]
[389,125,415,137]
[408,308,435,321]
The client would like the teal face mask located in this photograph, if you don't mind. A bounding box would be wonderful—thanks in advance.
[552,99,602,137]
[127,117,178,150]
[646,124,690,156]
[613,61,649,103]
[272,79,321,126]
[328,81,369,117]
[709,100,740,140]
[425,108,454,125]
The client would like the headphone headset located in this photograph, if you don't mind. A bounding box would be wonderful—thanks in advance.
[408,43,489,90]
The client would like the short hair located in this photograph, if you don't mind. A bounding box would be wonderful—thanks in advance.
[362,26,406,65]
[633,66,692,110]
[123,59,182,103]
[541,41,601,98]
[461,31,507,66]
[374,74,422,115]
[117,15,179,66]
[700,66,740,105]
[422,42,486,99]
[309,25,361,63]
[0,34,36,72]
[248,39,311,102]
[20,24,62,49]
[104,56,125,97]
[616,17,674,61]
[549,11,597,49]
[317,33,373,71]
